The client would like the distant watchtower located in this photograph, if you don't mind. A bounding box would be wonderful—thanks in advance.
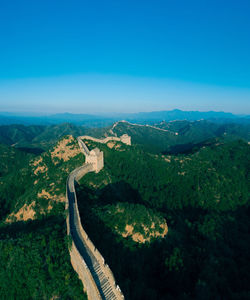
[86,148,104,173]
[120,134,131,145]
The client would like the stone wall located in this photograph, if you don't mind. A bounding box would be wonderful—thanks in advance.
[66,149,125,299]
[70,243,102,300]
[77,138,90,155]
[78,134,131,146]
[66,164,102,300]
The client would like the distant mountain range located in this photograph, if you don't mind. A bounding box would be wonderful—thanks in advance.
[0,109,249,126]
[0,118,249,156]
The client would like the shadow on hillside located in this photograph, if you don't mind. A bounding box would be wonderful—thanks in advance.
[75,180,170,300]
[162,138,218,155]
[0,215,64,238]
[75,178,250,300]
[16,146,45,155]
[76,180,144,207]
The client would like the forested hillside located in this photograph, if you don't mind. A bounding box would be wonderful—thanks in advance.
[0,135,87,223]
[113,120,250,154]
[0,119,249,155]
[0,144,34,220]
[77,138,250,299]
[0,136,87,299]
[0,216,86,300]
[0,123,108,152]
[0,121,249,299]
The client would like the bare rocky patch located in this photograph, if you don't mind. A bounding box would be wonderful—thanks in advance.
[37,189,65,203]
[163,155,171,162]
[106,141,123,151]
[50,135,81,164]
[5,135,85,225]
[95,202,168,244]
[107,141,116,149]
[32,157,48,175]
[121,220,168,243]
[6,201,36,223]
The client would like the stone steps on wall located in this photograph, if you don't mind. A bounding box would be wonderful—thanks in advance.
[93,262,117,300]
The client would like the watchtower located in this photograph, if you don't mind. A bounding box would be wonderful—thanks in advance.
[86,148,104,173]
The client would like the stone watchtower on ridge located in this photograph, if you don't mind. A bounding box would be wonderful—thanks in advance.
[85,148,104,173]
[78,133,131,173]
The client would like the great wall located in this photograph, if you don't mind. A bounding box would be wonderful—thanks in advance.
[78,134,131,146]
[66,134,131,300]
[109,120,178,136]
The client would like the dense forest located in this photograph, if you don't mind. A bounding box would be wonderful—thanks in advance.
[77,138,250,299]
[0,122,108,152]
[113,120,250,154]
[0,216,86,299]
[0,120,249,299]
[0,136,87,299]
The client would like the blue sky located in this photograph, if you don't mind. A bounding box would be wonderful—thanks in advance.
[0,0,249,114]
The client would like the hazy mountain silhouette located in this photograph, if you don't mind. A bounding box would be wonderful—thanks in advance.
[0,109,249,126]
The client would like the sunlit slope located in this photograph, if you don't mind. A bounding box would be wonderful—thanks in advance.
[0,124,44,146]
[1,135,85,223]
[0,123,109,152]
[0,135,88,299]
[158,120,250,143]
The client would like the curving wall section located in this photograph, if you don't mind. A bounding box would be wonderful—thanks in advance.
[78,134,131,146]
[66,142,125,300]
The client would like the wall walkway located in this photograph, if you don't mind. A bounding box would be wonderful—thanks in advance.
[78,135,131,146]
[112,120,178,135]
[66,141,124,300]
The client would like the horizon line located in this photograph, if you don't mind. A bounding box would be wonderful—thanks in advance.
[0,108,249,117]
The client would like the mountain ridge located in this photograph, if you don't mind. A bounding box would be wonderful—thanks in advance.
[1,109,249,126]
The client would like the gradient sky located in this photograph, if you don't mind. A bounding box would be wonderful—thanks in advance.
[0,0,249,114]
